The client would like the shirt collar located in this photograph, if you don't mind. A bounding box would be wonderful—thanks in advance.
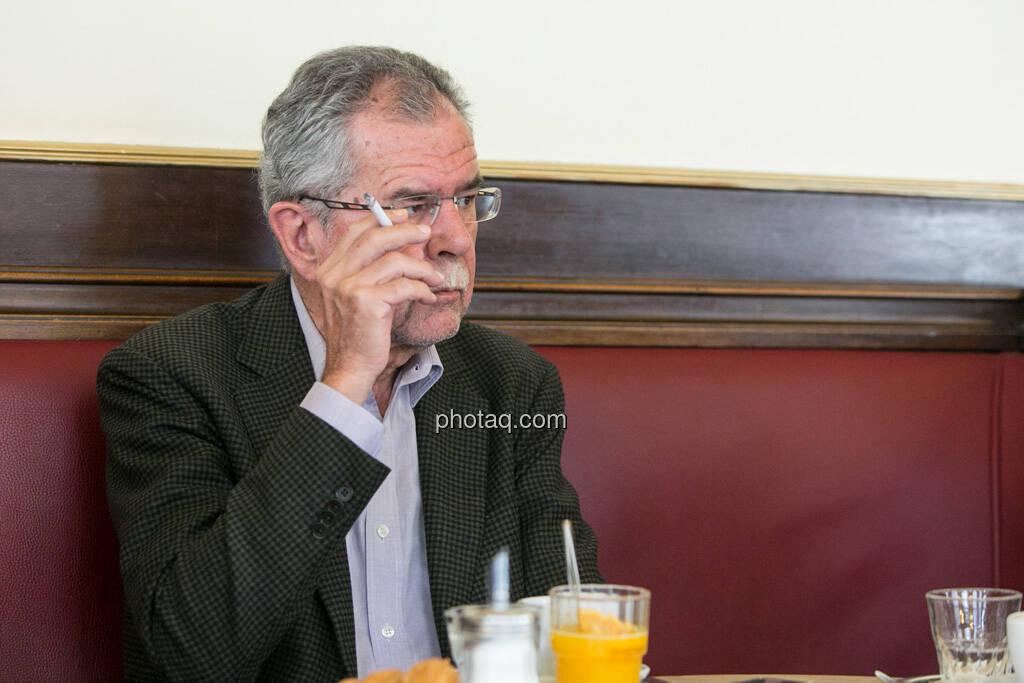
[289,276,444,407]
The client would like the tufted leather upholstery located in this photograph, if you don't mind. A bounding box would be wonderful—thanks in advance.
[3,339,1024,680]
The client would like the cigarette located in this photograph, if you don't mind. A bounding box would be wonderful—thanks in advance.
[362,193,392,226]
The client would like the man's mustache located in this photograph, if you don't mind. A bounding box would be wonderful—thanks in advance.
[430,260,470,292]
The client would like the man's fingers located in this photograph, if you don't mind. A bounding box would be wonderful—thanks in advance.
[327,208,415,254]
[375,277,439,306]
[342,278,437,320]
[358,220,430,253]
[358,251,444,287]
[320,220,431,273]
[319,251,443,297]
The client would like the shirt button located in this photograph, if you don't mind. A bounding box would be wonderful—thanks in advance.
[381,624,395,639]
[376,524,390,539]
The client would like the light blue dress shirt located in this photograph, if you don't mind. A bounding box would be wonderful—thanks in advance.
[289,278,443,677]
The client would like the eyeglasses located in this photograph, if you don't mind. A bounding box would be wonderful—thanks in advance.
[299,187,502,226]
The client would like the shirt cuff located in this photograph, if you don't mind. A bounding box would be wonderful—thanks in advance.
[300,382,383,456]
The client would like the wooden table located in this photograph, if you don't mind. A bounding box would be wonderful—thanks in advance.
[652,677,875,683]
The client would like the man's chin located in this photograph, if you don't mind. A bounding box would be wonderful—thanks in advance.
[391,318,462,348]
[391,305,465,348]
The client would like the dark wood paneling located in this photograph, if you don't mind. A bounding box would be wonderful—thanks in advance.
[3,161,275,271]
[0,283,253,316]
[5,160,1024,284]
[2,158,1023,347]
[481,181,1024,285]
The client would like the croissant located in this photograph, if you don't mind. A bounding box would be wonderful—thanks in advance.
[339,657,458,683]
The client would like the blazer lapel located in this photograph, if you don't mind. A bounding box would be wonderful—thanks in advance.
[234,274,314,462]
[415,360,492,645]
[231,274,359,673]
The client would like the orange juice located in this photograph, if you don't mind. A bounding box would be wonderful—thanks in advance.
[550,609,648,683]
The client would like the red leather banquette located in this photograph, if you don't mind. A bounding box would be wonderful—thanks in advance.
[3,339,1023,680]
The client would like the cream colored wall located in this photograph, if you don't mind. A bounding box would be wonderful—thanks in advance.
[2,0,1022,184]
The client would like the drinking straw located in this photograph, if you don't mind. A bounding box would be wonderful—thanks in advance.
[562,519,581,593]
[490,547,510,611]
[562,520,582,627]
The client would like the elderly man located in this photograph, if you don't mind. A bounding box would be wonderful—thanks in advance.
[98,46,600,682]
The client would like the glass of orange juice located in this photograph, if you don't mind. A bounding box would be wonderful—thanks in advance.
[549,584,650,683]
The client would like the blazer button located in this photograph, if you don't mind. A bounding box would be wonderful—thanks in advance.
[335,486,353,502]
[317,510,336,526]
[310,522,328,539]
[325,499,342,514]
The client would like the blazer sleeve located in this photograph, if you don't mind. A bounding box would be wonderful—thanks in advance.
[99,343,388,681]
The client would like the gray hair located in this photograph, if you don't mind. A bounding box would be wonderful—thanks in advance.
[259,46,472,243]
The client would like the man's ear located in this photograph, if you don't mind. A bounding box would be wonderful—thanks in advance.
[267,201,323,279]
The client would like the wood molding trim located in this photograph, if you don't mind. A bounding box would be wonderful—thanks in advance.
[2,273,1019,347]
[3,140,1024,201]
[2,313,1016,349]
[479,319,1021,350]
[2,267,1019,301]
[0,141,259,168]
[0,266,275,287]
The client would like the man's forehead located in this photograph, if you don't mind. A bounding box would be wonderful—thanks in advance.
[347,105,478,192]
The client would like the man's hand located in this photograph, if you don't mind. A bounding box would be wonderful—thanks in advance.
[313,209,443,404]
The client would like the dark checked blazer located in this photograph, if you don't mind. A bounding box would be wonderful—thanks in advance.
[98,272,600,683]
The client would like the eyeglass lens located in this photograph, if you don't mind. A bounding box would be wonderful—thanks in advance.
[390,190,499,225]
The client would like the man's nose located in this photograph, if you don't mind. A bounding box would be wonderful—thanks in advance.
[425,199,474,259]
